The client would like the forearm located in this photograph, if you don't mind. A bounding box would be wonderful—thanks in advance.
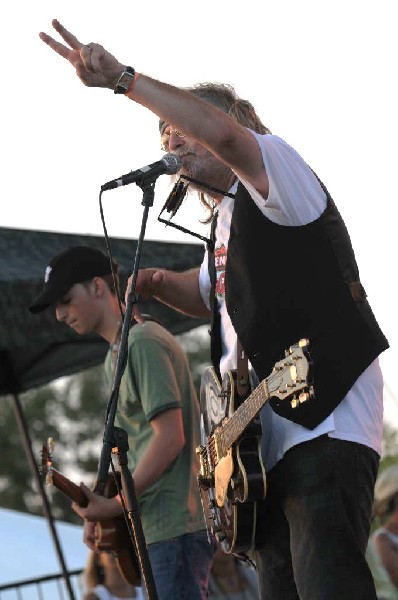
[128,74,244,160]
[132,426,184,496]
[155,268,210,318]
[135,266,210,319]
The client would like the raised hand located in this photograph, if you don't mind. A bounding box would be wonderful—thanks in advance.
[39,19,125,89]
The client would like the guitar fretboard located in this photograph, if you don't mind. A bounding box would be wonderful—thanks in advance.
[221,379,269,451]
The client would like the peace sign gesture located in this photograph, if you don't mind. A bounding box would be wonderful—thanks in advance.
[39,19,125,89]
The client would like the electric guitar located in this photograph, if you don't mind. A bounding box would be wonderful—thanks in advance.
[196,339,314,554]
[40,439,141,586]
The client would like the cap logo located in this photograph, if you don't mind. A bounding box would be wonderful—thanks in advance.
[44,266,52,283]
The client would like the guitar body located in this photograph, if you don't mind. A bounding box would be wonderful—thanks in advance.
[198,367,266,554]
[96,473,141,587]
[41,443,140,586]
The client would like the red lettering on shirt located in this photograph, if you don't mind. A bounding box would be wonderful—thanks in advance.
[215,244,227,296]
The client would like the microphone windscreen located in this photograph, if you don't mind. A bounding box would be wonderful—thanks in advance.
[162,153,182,174]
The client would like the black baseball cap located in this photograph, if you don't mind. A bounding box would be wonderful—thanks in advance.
[29,246,118,314]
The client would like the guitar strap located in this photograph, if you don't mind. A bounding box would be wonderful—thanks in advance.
[236,339,250,397]
[208,210,250,395]
[208,211,222,380]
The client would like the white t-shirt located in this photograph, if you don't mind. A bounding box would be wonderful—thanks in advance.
[199,133,384,471]
[90,584,144,600]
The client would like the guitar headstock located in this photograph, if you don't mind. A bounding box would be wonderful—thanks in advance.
[267,339,314,408]
[41,437,55,484]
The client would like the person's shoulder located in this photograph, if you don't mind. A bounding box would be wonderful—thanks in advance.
[130,319,168,340]
[249,130,288,146]
[373,527,398,552]
[251,131,303,158]
[82,592,100,600]
[83,585,113,600]
[375,527,398,545]
[129,319,179,351]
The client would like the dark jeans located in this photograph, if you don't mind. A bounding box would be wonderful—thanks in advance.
[255,435,379,600]
[146,530,217,600]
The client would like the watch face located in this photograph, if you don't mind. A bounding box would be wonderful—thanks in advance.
[119,74,133,90]
[115,69,135,93]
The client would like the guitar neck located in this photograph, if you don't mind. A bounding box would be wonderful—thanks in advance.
[223,379,269,450]
[47,468,88,507]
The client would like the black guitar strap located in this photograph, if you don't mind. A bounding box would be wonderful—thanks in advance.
[208,211,222,381]
[236,339,250,397]
[208,210,250,394]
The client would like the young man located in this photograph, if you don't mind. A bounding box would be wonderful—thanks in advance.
[29,245,215,600]
[39,21,389,599]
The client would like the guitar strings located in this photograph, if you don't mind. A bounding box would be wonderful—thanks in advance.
[207,354,307,465]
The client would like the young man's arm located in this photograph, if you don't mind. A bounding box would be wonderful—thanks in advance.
[129,408,185,495]
[73,409,185,526]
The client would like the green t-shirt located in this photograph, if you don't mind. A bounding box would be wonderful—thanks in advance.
[104,320,205,545]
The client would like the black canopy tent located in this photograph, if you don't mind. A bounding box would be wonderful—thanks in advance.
[0,226,207,598]
[0,226,206,394]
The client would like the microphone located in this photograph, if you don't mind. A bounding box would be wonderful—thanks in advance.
[101,153,182,191]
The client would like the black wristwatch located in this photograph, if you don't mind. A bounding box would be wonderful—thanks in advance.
[114,66,136,94]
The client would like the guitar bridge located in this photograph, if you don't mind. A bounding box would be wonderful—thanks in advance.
[196,444,213,485]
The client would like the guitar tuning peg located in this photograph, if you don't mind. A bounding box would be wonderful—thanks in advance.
[299,338,309,348]
[291,389,315,409]
[299,392,310,403]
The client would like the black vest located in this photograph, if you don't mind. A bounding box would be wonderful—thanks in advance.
[209,182,388,429]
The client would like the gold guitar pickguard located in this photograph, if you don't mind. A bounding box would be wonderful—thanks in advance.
[215,448,234,507]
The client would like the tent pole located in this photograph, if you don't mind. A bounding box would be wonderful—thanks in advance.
[10,392,77,600]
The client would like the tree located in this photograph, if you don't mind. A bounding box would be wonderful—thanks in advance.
[0,325,211,523]
[381,423,398,464]
[0,364,109,523]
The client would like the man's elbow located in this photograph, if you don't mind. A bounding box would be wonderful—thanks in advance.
[178,432,186,453]
[172,431,186,459]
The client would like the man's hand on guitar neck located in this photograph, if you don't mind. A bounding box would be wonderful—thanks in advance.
[71,482,123,522]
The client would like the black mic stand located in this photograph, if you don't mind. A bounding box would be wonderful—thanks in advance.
[95,177,159,600]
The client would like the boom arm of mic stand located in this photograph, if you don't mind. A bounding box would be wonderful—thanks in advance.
[95,179,159,599]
